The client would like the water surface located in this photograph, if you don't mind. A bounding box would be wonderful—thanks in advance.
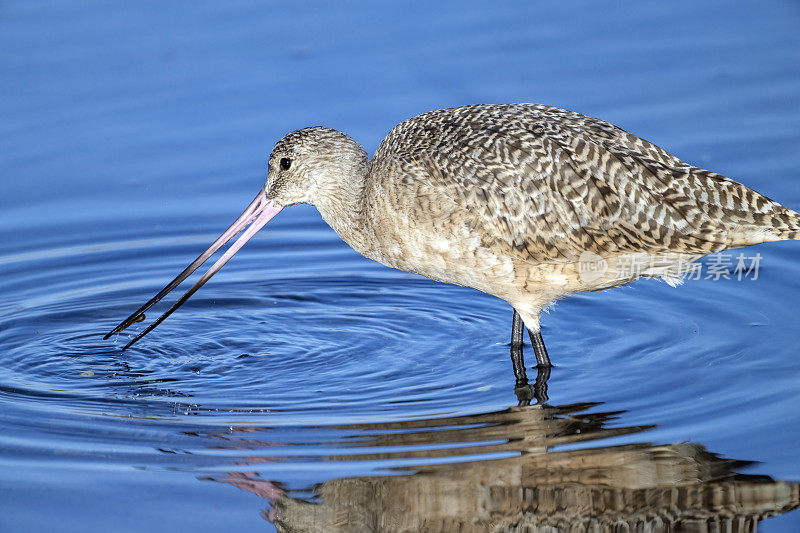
[2,1,800,531]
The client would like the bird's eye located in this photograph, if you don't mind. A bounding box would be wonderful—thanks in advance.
[280,157,292,171]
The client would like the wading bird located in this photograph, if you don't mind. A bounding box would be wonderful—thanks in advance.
[105,104,800,389]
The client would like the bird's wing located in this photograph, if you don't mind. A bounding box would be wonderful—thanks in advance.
[392,104,782,264]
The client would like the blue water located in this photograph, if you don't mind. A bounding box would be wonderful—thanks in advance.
[2,1,800,531]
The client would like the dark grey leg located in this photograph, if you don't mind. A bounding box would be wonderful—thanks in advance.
[528,327,552,368]
[510,309,528,386]
[511,310,533,406]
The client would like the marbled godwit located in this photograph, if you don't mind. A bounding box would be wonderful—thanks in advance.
[105,104,800,387]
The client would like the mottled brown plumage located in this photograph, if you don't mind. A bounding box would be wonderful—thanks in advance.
[267,103,800,333]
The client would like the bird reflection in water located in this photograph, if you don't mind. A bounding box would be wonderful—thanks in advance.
[203,368,799,532]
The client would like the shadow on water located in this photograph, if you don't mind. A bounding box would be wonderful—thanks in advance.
[199,368,800,532]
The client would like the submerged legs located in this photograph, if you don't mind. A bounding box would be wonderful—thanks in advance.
[509,308,552,406]
[511,309,552,370]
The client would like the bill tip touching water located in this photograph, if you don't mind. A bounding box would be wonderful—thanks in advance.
[104,191,284,347]
[106,103,800,386]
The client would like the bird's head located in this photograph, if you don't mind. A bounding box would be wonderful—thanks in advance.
[105,126,367,349]
[265,127,368,209]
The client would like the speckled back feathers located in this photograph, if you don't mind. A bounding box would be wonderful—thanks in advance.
[370,104,800,264]
[267,104,800,321]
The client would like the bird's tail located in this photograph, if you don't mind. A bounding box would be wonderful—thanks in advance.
[770,206,800,240]
[692,169,800,246]
[721,189,800,247]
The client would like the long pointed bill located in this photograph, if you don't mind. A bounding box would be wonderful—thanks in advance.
[104,192,282,350]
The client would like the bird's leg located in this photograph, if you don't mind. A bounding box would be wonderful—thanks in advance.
[510,310,533,406]
[527,320,551,368]
[510,309,528,385]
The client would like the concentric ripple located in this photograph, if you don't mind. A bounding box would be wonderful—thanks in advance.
[1,227,521,425]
